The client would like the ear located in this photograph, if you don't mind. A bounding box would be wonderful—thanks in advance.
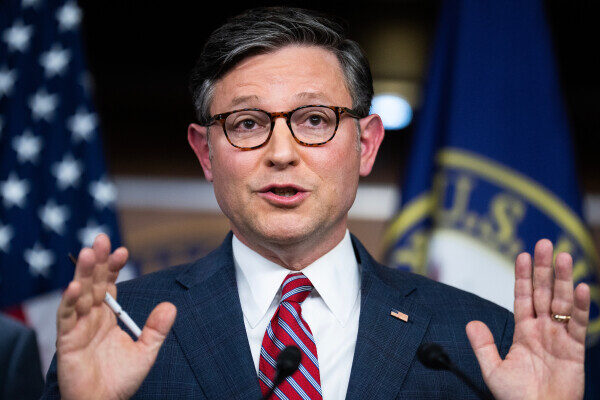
[358,114,385,177]
[187,123,213,181]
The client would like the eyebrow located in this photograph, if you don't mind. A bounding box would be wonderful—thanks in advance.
[229,95,261,108]
[294,91,331,103]
[227,92,333,109]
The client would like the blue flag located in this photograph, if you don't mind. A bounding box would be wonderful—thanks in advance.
[0,0,121,322]
[384,0,599,395]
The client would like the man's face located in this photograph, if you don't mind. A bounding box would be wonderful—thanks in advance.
[188,45,383,259]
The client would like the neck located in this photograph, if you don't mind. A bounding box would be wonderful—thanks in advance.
[231,225,348,271]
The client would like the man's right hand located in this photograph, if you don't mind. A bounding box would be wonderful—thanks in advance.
[56,234,177,400]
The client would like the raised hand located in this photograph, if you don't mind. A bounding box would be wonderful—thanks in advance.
[466,239,589,400]
[56,234,177,400]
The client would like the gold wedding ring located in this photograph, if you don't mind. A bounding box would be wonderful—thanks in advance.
[552,314,571,323]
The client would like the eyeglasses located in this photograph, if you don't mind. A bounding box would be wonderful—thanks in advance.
[205,105,362,150]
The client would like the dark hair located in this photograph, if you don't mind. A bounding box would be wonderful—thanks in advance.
[189,7,373,125]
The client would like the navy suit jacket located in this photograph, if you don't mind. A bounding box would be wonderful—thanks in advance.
[0,314,44,400]
[43,233,514,399]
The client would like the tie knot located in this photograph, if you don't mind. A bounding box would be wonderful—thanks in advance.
[280,273,313,304]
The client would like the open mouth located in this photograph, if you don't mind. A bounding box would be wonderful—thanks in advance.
[269,187,299,197]
[258,184,308,205]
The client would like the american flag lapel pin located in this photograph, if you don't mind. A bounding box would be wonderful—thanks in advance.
[390,309,409,322]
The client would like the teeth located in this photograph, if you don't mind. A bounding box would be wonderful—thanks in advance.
[271,188,298,197]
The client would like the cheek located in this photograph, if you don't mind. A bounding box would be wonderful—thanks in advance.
[212,137,258,179]
[310,143,360,197]
[210,150,256,208]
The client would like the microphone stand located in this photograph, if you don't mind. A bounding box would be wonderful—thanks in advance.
[417,342,494,400]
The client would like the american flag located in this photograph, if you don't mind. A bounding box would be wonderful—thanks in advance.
[0,0,131,373]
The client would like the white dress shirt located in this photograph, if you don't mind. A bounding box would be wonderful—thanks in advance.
[233,230,361,400]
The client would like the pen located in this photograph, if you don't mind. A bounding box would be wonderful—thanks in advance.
[68,253,142,338]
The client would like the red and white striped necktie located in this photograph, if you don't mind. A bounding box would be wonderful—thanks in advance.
[258,272,323,399]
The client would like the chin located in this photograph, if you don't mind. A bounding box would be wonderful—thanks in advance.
[229,202,346,249]
[252,215,320,246]
[259,224,313,245]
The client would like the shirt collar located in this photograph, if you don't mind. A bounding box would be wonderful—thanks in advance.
[233,230,360,328]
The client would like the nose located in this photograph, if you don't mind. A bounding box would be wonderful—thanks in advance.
[263,117,300,168]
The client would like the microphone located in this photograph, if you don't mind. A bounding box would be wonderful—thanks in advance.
[417,342,494,400]
[261,345,302,400]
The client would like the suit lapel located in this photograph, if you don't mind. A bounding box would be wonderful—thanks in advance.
[167,233,430,399]
[171,234,261,400]
[345,238,431,400]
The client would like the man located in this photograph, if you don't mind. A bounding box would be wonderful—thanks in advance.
[0,314,44,400]
[41,7,590,399]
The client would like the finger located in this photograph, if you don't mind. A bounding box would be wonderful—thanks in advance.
[567,283,590,344]
[550,252,574,317]
[91,234,111,305]
[137,302,177,356]
[107,247,129,281]
[73,248,96,316]
[532,239,554,317]
[92,233,111,262]
[466,321,502,379]
[57,281,82,336]
[514,252,534,324]
[105,247,129,299]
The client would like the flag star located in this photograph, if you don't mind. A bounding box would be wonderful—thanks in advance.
[68,108,97,142]
[29,89,59,122]
[2,20,34,52]
[39,44,71,78]
[56,1,82,31]
[12,130,43,163]
[0,173,30,208]
[78,220,109,247]
[52,154,82,189]
[0,66,17,98]
[24,242,54,278]
[89,178,117,208]
[39,200,70,235]
[0,223,14,253]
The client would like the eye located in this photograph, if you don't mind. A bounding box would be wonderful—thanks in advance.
[299,112,331,128]
[240,119,256,129]
[225,110,270,138]
[230,115,264,131]
[308,115,324,126]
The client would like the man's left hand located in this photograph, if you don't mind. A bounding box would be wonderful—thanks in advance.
[466,239,589,400]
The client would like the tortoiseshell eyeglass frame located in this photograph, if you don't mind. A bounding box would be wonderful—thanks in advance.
[204,105,363,150]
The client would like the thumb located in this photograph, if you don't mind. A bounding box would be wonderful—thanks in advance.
[466,320,502,378]
[138,302,177,355]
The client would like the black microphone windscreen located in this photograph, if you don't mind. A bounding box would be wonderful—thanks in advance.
[277,346,302,378]
[417,342,452,371]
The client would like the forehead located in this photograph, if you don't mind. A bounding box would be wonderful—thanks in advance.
[211,45,353,113]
